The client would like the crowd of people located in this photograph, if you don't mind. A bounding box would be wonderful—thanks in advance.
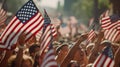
[0,14,119,67]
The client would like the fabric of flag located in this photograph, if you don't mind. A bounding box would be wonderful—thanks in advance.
[92,46,114,67]
[104,29,120,42]
[100,15,120,42]
[41,44,58,67]
[51,24,57,37]
[101,16,120,30]
[0,9,7,26]
[40,9,57,55]
[0,0,44,50]
[87,29,96,43]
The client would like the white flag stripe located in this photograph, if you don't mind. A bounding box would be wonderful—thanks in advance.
[41,48,58,67]
[0,20,21,48]
[42,35,51,51]
[111,30,119,42]
[103,57,111,67]
[41,29,51,47]
[108,29,116,41]
[25,15,43,37]
[0,17,16,38]
[25,14,42,34]
[42,55,55,66]
[92,54,102,67]
[0,0,44,50]
[101,17,110,23]
[1,13,40,48]
[21,13,41,31]
[110,61,114,67]
[97,55,106,67]
[87,29,96,42]
[40,26,51,47]
[6,23,23,48]
[104,21,119,30]
[2,18,19,42]
[41,25,51,40]
[44,49,54,59]
[44,62,58,67]
[26,19,44,39]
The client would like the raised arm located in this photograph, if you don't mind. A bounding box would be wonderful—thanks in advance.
[88,30,104,63]
[60,34,87,67]
[114,46,120,67]
[14,33,26,67]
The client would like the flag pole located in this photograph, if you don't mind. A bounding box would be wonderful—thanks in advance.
[0,0,7,9]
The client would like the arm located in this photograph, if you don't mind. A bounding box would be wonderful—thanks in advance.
[0,50,13,67]
[60,34,87,67]
[14,33,26,67]
[88,30,104,63]
[114,46,120,67]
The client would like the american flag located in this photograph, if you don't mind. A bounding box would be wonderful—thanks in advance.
[41,44,58,67]
[92,46,114,67]
[40,9,57,55]
[101,15,120,42]
[104,29,120,42]
[0,0,44,50]
[101,16,120,30]
[87,29,96,43]
[0,9,7,26]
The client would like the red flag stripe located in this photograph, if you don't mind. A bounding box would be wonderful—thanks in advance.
[41,49,58,67]
[100,56,108,67]
[25,15,42,35]
[0,12,43,49]
[93,54,104,67]
[104,29,119,42]
[8,14,43,48]
[87,30,96,42]
[40,26,51,47]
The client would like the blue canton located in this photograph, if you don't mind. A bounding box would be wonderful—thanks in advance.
[103,46,114,59]
[44,9,51,24]
[16,0,38,23]
[43,10,51,33]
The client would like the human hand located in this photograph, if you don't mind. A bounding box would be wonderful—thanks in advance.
[79,33,88,41]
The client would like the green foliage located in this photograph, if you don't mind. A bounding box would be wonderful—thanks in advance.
[6,0,27,14]
[98,0,110,8]
[72,0,93,23]
[71,0,110,23]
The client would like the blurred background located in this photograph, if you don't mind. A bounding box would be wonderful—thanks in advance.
[0,0,119,29]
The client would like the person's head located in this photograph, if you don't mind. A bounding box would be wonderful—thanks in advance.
[26,36,36,47]
[56,43,69,55]
[73,47,84,65]
[67,60,80,67]
[29,44,40,58]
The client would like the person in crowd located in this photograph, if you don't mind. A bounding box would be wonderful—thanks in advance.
[67,60,80,67]
[60,33,88,67]
[29,44,40,59]
[73,46,88,67]
[86,43,94,56]
[56,43,69,65]
[29,44,40,67]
